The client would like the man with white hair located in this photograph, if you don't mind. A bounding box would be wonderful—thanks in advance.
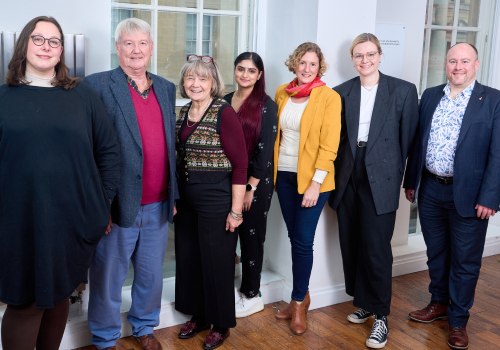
[84,18,177,350]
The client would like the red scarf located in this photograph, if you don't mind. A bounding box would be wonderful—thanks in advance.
[284,76,326,98]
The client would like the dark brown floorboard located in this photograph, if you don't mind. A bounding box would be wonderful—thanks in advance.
[75,254,500,349]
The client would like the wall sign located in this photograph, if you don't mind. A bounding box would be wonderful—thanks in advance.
[375,23,406,79]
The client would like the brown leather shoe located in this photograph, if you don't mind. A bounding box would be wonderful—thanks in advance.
[136,334,162,350]
[408,301,448,323]
[178,321,211,339]
[275,291,310,321]
[202,329,230,349]
[290,298,309,335]
[448,326,469,349]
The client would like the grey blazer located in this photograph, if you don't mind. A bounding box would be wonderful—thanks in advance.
[84,66,179,227]
[328,72,418,215]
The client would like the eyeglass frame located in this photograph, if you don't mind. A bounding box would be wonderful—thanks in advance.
[187,55,214,65]
[351,51,381,62]
[30,35,63,49]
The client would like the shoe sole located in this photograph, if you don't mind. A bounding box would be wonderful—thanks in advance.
[202,333,230,350]
[347,314,375,324]
[178,325,211,339]
[408,315,448,323]
[366,332,389,349]
[447,341,469,350]
[290,328,307,336]
[236,300,264,318]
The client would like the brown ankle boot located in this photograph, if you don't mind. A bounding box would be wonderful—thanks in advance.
[275,291,311,320]
[290,300,307,335]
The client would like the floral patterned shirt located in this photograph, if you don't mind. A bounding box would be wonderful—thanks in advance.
[425,81,475,177]
[125,72,153,99]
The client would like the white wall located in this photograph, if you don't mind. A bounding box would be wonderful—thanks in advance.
[0,0,111,76]
[375,0,427,91]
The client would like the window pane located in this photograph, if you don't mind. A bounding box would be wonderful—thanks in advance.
[204,0,240,11]
[157,11,196,99]
[423,30,452,90]
[432,0,455,26]
[459,0,481,27]
[111,9,152,72]
[113,0,151,4]
[457,31,477,46]
[209,15,239,94]
[159,0,197,7]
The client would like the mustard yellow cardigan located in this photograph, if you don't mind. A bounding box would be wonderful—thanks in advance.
[273,84,341,194]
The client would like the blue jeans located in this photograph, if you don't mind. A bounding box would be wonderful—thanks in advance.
[88,200,169,349]
[275,171,330,301]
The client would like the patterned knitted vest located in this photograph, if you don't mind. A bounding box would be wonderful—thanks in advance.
[176,98,233,184]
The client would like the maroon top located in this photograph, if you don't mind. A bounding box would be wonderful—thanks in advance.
[129,85,169,204]
[181,105,247,185]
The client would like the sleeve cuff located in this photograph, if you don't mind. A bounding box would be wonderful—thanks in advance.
[312,169,328,184]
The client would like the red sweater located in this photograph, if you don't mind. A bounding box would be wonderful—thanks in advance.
[129,85,169,204]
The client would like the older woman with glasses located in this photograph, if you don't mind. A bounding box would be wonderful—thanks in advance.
[174,55,247,349]
[328,33,418,348]
[0,16,119,350]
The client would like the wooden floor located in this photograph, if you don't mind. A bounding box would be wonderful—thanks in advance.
[76,254,500,350]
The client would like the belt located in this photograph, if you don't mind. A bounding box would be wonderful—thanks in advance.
[357,141,367,148]
[425,168,453,185]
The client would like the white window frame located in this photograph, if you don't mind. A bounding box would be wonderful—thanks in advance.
[111,0,250,106]
[420,0,497,93]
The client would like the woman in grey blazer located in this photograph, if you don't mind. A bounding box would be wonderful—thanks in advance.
[328,33,418,349]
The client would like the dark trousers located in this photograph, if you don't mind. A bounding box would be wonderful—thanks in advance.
[174,176,238,328]
[276,171,330,302]
[418,171,488,327]
[238,174,274,298]
[337,147,396,316]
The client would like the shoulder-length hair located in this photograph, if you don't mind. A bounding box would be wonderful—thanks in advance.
[179,58,225,99]
[285,42,328,77]
[233,52,267,157]
[6,16,80,89]
[349,33,382,55]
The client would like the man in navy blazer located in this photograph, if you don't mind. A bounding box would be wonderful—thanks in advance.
[84,18,178,350]
[404,43,500,350]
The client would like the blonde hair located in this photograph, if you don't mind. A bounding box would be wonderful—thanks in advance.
[179,59,225,99]
[284,42,328,77]
[349,33,382,55]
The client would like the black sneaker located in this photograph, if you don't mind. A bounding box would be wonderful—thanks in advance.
[347,308,375,324]
[366,315,389,349]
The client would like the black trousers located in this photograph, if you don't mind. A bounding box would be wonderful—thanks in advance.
[238,174,274,298]
[337,147,396,316]
[174,176,238,328]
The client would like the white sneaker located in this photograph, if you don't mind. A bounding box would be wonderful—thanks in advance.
[235,292,264,318]
[235,262,242,277]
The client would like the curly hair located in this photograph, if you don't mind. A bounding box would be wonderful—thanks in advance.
[284,42,328,77]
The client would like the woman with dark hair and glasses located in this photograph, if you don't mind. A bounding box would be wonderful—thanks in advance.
[174,55,247,349]
[223,52,278,318]
[0,16,119,350]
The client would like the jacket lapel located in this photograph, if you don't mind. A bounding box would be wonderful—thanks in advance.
[110,67,143,149]
[421,87,445,161]
[153,79,174,148]
[457,82,484,148]
[299,89,318,154]
[366,73,389,155]
[346,78,361,158]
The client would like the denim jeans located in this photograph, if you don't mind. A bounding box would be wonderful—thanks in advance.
[275,171,330,301]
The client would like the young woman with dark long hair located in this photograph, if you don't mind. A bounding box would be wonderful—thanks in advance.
[224,52,278,318]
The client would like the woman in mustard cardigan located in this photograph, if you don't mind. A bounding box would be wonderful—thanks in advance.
[274,42,341,335]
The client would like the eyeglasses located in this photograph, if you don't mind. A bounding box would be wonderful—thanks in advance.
[352,51,379,62]
[187,55,214,65]
[30,35,62,48]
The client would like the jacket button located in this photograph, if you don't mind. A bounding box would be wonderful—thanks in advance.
[186,178,189,181]
[137,175,141,179]
[185,172,188,175]
[385,138,389,141]
[139,151,143,156]
[383,159,386,162]
[184,157,187,161]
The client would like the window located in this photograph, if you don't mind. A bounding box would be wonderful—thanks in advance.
[411,0,498,235]
[111,0,251,104]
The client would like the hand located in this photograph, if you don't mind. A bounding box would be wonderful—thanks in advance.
[226,214,243,232]
[174,204,177,216]
[243,191,254,212]
[105,214,113,234]
[302,181,321,208]
[475,204,497,220]
[405,189,416,203]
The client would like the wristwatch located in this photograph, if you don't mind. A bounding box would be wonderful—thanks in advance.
[246,184,257,191]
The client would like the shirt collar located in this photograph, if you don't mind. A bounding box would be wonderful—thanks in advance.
[443,80,476,100]
[124,72,154,99]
